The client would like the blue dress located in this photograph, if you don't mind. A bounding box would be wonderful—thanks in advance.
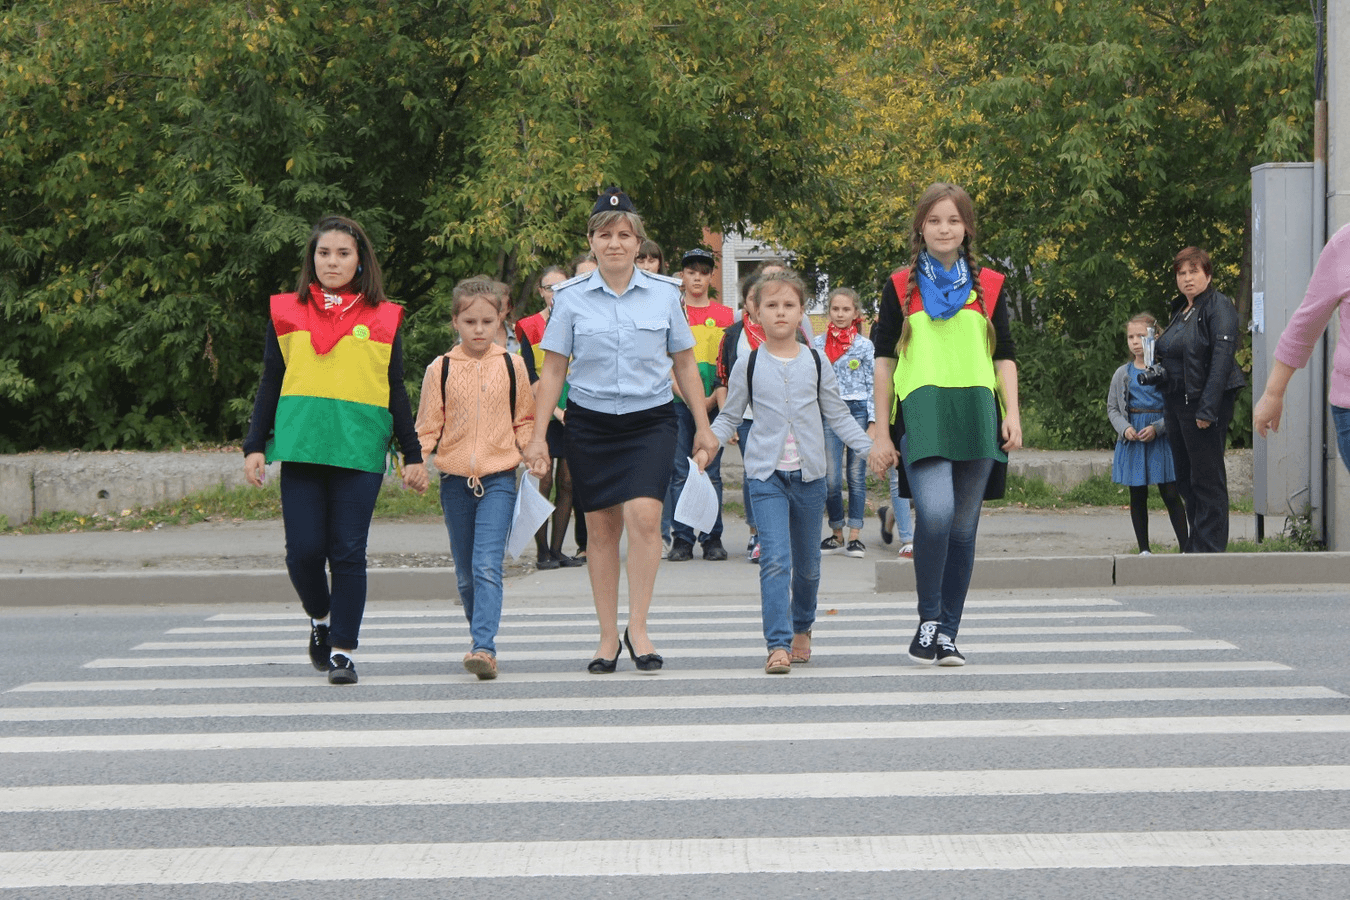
[1112,374,1177,486]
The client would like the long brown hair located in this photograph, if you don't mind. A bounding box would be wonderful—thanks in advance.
[898,183,993,356]
[295,215,387,305]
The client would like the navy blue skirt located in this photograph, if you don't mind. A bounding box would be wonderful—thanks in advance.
[565,401,677,512]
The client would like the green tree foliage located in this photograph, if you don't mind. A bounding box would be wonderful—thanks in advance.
[0,0,862,450]
[767,0,1313,448]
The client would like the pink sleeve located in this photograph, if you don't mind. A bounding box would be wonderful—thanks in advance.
[1274,224,1350,370]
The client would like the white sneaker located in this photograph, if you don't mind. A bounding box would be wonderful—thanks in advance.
[898,543,913,558]
[1139,550,1153,557]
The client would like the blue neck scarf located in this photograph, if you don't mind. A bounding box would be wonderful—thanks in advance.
[916,251,972,321]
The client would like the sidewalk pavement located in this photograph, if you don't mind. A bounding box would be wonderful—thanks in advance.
[1,500,1344,608]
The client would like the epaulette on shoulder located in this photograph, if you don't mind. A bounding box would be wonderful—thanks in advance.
[647,272,683,287]
[552,272,592,292]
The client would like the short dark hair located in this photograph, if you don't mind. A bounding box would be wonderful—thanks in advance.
[1173,246,1212,278]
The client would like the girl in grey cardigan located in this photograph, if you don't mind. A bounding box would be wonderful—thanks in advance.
[699,271,871,674]
[1109,313,1188,553]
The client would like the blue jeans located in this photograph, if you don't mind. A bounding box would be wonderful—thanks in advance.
[666,401,724,545]
[1333,406,1350,474]
[440,470,517,656]
[280,462,384,651]
[825,399,869,530]
[747,471,826,651]
[738,418,755,531]
[904,452,994,639]
[887,468,915,543]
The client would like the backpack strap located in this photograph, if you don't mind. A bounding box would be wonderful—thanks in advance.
[436,355,451,453]
[503,352,516,420]
[746,347,758,410]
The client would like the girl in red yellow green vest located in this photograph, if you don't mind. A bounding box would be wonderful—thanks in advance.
[868,184,1022,668]
[244,216,428,685]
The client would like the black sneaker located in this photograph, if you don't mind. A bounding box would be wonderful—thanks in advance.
[537,552,561,571]
[308,622,330,672]
[935,634,966,666]
[845,539,866,558]
[667,539,694,562]
[702,537,728,561]
[556,553,587,568]
[327,653,358,684]
[908,620,938,664]
[820,535,843,554]
[878,506,894,545]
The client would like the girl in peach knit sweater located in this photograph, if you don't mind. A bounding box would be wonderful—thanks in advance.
[416,277,535,680]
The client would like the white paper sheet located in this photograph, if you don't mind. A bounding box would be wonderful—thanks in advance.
[507,472,555,560]
[673,457,719,536]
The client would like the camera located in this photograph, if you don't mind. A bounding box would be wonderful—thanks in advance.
[1137,363,1169,388]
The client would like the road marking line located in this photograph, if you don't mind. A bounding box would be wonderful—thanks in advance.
[11,661,1290,693]
[204,598,1124,621]
[166,610,1156,634]
[3,715,1348,754]
[4,766,1349,813]
[2,686,1337,723]
[2,830,1346,886]
[83,639,1240,669]
[133,625,1190,651]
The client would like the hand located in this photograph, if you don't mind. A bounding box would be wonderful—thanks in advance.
[1123,426,1138,441]
[244,452,267,487]
[1196,418,1212,430]
[1001,414,1023,452]
[402,462,429,494]
[728,431,740,446]
[1253,393,1283,438]
[867,424,898,475]
[523,439,551,477]
[555,407,566,425]
[1137,425,1156,443]
[691,426,720,471]
[692,448,710,471]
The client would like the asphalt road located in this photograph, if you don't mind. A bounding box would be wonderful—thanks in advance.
[1,585,1348,898]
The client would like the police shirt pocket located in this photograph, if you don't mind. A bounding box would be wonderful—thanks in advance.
[630,319,669,358]
[574,319,619,357]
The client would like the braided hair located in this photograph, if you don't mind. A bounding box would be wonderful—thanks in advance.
[898,183,994,357]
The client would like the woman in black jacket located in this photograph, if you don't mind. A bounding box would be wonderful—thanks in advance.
[1151,247,1245,552]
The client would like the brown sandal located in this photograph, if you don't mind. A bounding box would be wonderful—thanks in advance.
[790,631,812,664]
[463,650,498,680]
[764,648,792,674]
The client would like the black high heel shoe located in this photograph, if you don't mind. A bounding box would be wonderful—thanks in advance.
[588,641,621,674]
[623,627,663,672]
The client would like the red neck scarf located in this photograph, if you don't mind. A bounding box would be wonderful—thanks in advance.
[824,320,860,363]
[744,321,766,351]
[305,283,366,355]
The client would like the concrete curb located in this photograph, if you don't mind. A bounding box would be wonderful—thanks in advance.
[4,551,1344,608]
[875,552,1350,592]
[0,568,459,608]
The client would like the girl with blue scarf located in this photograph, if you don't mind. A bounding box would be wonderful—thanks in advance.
[868,183,1022,667]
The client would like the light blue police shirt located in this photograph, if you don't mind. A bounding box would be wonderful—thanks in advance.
[540,267,696,415]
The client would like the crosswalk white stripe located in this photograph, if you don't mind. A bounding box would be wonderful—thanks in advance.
[4,715,1349,754]
[2,830,1346,886]
[204,598,1124,621]
[83,639,1240,669]
[133,624,1191,651]
[13,660,1287,693]
[2,686,1337,723]
[4,766,1349,813]
[166,610,1156,634]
